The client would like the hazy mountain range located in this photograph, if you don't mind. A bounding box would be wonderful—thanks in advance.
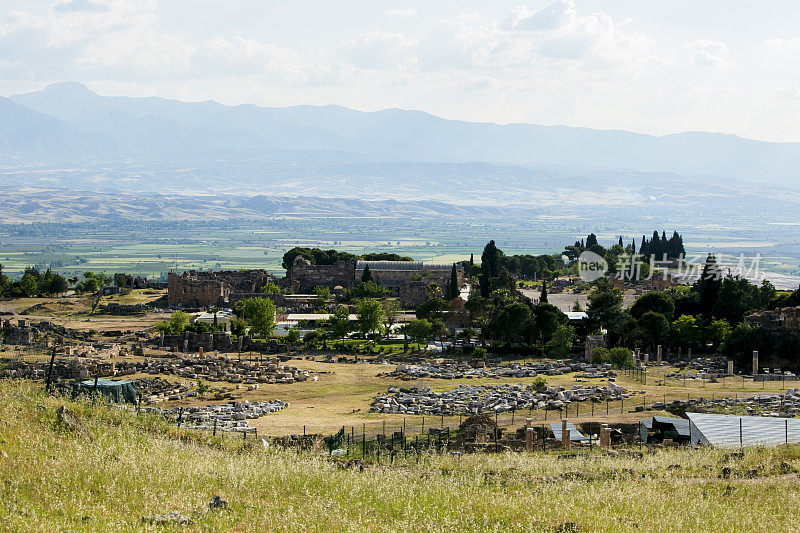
[2,82,800,225]
[3,81,800,187]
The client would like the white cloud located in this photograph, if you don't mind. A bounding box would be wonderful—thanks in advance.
[385,8,417,18]
[343,31,417,70]
[502,1,576,31]
[688,39,729,67]
[764,37,800,49]
[773,87,800,100]
[52,0,111,13]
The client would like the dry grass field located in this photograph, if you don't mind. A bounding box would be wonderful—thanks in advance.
[2,381,800,532]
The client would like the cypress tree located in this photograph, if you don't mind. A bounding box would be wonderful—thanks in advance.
[361,264,373,283]
[640,235,648,258]
[652,230,661,259]
[631,239,636,254]
[480,240,501,297]
[618,236,624,248]
[540,280,548,303]
[586,233,598,249]
[469,254,474,269]
[447,263,459,300]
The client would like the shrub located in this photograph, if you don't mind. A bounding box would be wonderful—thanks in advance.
[590,347,610,363]
[608,347,633,368]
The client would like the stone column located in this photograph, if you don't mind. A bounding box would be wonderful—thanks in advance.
[727,360,734,376]
[526,427,534,453]
[753,351,759,375]
[561,418,570,450]
[657,345,662,366]
[160,330,165,348]
[600,424,611,448]
[687,347,692,359]
[643,353,649,365]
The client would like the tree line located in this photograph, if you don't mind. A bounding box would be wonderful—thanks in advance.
[586,254,800,368]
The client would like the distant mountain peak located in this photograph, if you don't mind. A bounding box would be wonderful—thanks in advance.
[41,81,95,96]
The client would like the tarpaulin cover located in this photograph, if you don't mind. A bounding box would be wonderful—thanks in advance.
[72,378,138,403]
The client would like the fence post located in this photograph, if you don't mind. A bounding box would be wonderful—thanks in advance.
[739,417,743,450]
[45,347,57,393]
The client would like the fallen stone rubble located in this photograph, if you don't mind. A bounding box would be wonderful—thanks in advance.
[642,388,800,418]
[385,361,616,380]
[0,355,310,385]
[164,400,289,433]
[371,383,633,416]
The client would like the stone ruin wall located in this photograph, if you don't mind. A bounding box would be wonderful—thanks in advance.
[168,270,276,307]
[745,306,800,334]
[286,257,356,293]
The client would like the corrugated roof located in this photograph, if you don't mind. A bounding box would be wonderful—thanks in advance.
[687,412,800,447]
[549,422,589,442]
[356,260,453,271]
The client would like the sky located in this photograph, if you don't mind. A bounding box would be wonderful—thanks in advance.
[2,0,800,142]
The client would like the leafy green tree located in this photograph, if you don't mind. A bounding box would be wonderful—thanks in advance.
[0,264,8,295]
[260,281,280,294]
[638,311,670,351]
[533,303,568,345]
[241,297,276,337]
[313,285,331,302]
[285,328,301,349]
[416,298,449,322]
[671,314,701,346]
[381,299,401,335]
[495,301,531,344]
[706,318,732,350]
[230,317,247,336]
[18,268,40,297]
[721,323,768,367]
[156,311,192,335]
[546,324,576,356]
[630,292,675,320]
[281,247,357,270]
[356,298,384,340]
[402,319,432,349]
[586,278,626,345]
[329,305,352,344]
[347,281,391,299]
[712,275,760,324]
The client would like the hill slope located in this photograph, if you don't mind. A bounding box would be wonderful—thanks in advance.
[8,82,800,186]
[2,382,800,531]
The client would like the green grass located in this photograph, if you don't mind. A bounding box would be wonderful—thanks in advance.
[3,381,800,531]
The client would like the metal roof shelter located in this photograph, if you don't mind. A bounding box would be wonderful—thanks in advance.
[640,416,691,444]
[687,412,800,447]
[549,422,589,443]
[356,261,452,271]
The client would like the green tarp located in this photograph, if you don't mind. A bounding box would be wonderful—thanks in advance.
[71,378,138,404]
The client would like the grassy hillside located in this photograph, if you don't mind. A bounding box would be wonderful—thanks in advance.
[2,382,800,532]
